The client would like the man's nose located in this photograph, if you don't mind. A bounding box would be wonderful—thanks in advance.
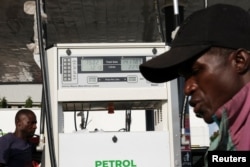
[184,77,197,96]
[33,123,37,129]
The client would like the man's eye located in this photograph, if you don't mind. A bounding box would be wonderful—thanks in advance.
[191,68,200,75]
[180,68,200,80]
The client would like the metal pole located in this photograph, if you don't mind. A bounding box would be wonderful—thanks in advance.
[35,0,57,166]
[173,0,180,27]
[204,0,208,8]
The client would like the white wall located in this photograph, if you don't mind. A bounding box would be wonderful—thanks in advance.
[0,84,42,104]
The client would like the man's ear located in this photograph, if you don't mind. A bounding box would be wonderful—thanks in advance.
[233,49,250,74]
[16,119,23,128]
[16,120,21,127]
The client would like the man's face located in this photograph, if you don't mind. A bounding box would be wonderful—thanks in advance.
[18,113,37,138]
[180,48,241,123]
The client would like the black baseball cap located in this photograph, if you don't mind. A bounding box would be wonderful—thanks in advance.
[140,4,250,83]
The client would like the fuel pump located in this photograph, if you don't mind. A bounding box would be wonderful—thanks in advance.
[41,43,182,167]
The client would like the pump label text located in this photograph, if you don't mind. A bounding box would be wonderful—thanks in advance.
[95,160,137,167]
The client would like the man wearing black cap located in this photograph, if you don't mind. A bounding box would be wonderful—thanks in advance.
[140,4,250,151]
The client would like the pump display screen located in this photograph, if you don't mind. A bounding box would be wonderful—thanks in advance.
[121,58,143,71]
[56,44,167,88]
[59,56,149,87]
[68,56,146,73]
[81,59,103,72]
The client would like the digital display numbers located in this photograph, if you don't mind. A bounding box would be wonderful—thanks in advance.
[80,57,143,72]
[121,58,143,71]
[81,59,103,71]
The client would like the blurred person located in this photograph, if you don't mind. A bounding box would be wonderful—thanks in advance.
[0,109,37,167]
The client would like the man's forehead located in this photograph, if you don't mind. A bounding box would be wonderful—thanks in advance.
[19,113,36,120]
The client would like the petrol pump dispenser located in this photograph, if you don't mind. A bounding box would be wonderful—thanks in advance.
[43,43,182,167]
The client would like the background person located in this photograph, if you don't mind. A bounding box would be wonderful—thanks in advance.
[0,109,38,167]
